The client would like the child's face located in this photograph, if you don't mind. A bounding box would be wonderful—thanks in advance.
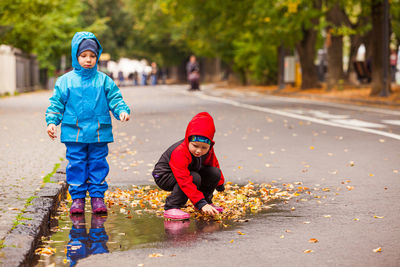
[188,141,210,157]
[78,50,97,69]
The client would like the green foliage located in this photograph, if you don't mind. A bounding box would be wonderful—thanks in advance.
[26,196,37,207]
[3,0,398,84]
[391,0,400,44]
[42,163,60,184]
[79,0,133,60]
[0,0,107,73]
[123,0,188,66]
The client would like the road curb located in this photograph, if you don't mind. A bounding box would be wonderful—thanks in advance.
[1,165,67,267]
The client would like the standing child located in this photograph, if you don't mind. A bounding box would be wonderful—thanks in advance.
[153,112,225,220]
[46,32,131,214]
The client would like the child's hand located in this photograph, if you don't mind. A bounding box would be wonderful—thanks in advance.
[47,124,57,139]
[119,112,130,122]
[201,204,218,216]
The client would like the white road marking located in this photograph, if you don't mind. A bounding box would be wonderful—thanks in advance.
[308,110,349,120]
[330,119,386,128]
[193,92,400,141]
[285,109,305,114]
[206,87,400,116]
[382,120,400,126]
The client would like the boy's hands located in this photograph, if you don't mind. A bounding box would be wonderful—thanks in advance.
[201,204,218,216]
[119,112,130,122]
[47,124,57,139]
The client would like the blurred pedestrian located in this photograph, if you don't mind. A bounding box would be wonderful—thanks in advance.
[46,31,131,214]
[141,67,148,86]
[150,62,158,85]
[390,49,397,82]
[152,112,225,220]
[160,67,167,84]
[117,71,124,86]
[186,55,200,91]
[133,71,139,85]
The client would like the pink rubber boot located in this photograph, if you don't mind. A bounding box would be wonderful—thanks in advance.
[91,197,107,214]
[164,209,190,220]
[70,198,85,214]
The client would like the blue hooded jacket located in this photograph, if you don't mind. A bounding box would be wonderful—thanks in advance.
[45,32,130,143]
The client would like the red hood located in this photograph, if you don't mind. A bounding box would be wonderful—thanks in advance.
[185,112,215,145]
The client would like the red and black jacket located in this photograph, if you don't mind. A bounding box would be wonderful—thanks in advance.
[153,112,224,209]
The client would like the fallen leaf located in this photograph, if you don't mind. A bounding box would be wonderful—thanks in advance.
[373,247,382,253]
[148,253,163,258]
[374,216,384,219]
[309,238,319,243]
[35,247,56,256]
[229,239,234,243]
[309,146,315,150]
[353,218,359,221]
[280,235,285,239]
[346,186,354,191]
[303,249,314,253]
[237,231,245,235]
[323,215,331,218]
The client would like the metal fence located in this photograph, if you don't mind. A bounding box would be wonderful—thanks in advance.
[15,51,40,92]
[0,45,40,95]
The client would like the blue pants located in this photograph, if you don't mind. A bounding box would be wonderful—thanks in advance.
[150,74,157,85]
[65,142,109,199]
[141,74,147,85]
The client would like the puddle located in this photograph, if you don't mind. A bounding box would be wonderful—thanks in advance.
[33,201,284,266]
[33,181,318,266]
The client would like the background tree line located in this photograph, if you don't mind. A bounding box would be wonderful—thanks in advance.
[0,0,399,95]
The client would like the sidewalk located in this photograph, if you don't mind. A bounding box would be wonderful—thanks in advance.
[0,91,66,265]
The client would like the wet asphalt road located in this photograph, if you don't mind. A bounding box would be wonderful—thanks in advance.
[76,84,400,266]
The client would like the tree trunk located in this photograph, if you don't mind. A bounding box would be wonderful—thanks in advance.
[296,32,320,89]
[370,0,391,96]
[295,0,321,90]
[326,33,344,90]
[325,3,344,90]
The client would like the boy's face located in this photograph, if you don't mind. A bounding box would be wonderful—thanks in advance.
[78,50,97,69]
[188,141,210,157]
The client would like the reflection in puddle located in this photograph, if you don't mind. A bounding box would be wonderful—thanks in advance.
[34,199,285,266]
[67,214,108,266]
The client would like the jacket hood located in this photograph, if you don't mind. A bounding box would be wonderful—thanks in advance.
[71,32,103,77]
[185,112,216,146]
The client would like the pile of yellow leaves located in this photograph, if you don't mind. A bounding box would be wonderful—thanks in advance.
[105,181,307,221]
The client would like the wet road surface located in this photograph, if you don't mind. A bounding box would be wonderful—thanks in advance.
[35,84,400,266]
